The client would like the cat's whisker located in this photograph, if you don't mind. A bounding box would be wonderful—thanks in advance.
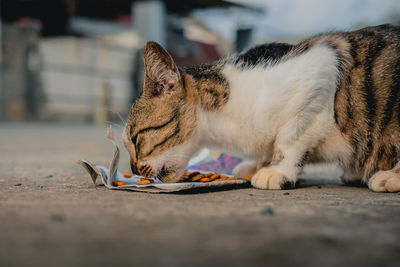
[105,121,125,131]
[96,106,127,126]
[113,110,127,126]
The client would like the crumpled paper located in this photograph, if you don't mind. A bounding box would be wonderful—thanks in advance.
[77,127,249,193]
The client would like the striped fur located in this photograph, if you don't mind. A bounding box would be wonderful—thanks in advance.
[124,25,400,192]
[332,25,400,184]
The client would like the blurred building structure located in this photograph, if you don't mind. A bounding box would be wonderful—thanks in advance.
[0,0,261,122]
[1,22,43,121]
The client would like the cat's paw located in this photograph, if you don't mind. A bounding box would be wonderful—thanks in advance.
[368,171,400,192]
[233,162,257,178]
[251,167,295,190]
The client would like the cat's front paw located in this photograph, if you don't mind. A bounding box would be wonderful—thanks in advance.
[251,167,295,190]
[368,171,400,192]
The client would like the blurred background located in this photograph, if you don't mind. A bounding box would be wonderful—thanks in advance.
[2,4,400,267]
[0,0,400,124]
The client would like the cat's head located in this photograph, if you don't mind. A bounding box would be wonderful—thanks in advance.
[124,41,199,182]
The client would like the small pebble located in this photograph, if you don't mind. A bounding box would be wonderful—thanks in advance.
[45,175,53,178]
[317,185,322,189]
[283,192,290,195]
[14,183,22,186]
[260,206,275,216]
[249,194,254,196]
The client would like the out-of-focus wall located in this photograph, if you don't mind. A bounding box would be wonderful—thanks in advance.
[1,22,140,123]
[39,36,136,123]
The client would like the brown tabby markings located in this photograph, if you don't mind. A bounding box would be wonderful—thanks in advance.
[184,64,230,111]
[276,25,400,181]
[330,25,400,180]
[182,25,400,182]
[127,25,400,185]
[125,43,229,176]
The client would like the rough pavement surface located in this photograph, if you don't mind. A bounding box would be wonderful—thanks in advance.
[1,123,399,267]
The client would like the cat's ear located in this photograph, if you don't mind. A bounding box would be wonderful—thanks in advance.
[143,41,179,97]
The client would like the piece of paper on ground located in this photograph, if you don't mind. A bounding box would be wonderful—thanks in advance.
[77,127,249,193]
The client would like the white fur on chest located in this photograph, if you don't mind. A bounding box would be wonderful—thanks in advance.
[198,45,341,161]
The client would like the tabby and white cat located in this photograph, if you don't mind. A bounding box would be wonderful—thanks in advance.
[124,24,400,192]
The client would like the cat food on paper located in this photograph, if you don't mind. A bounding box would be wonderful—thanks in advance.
[126,171,248,186]
[77,127,249,193]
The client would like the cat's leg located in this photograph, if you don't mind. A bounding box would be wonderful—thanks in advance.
[233,161,258,177]
[252,108,333,190]
[341,169,365,187]
[251,64,338,190]
[251,145,306,189]
[368,162,400,192]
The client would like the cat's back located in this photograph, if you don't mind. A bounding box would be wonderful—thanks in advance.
[343,24,400,51]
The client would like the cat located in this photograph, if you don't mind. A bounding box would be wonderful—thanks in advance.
[123,24,400,192]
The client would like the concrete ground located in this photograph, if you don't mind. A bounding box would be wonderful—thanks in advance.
[1,123,399,267]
